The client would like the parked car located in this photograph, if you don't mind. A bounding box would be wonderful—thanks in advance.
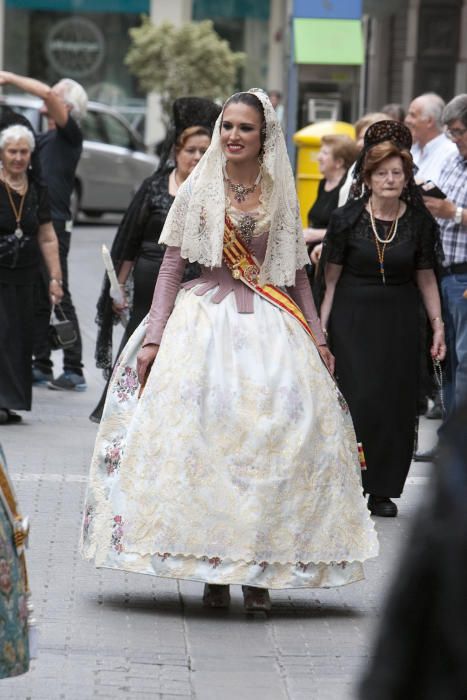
[0,94,158,219]
[113,103,147,142]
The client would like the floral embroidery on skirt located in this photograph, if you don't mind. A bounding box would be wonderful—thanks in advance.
[81,287,378,589]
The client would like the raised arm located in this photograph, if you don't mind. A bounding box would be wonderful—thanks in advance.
[0,71,69,127]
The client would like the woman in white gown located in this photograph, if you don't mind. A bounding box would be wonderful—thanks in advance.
[81,89,378,612]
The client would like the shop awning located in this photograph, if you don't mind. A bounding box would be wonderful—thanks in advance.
[293,18,364,65]
[6,0,149,10]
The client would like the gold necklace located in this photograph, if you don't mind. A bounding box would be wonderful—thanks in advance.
[2,179,28,239]
[368,199,400,284]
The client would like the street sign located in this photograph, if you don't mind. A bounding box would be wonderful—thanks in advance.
[293,0,362,20]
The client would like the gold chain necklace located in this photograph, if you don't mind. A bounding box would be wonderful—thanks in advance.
[223,163,261,203]
[2,179,28,240]
[368,199,400,284]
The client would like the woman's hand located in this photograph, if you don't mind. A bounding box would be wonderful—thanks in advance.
[136,343,159,386]
[310,243,323,265]
[49,278,64,305]
[431,327,446,361]
[317,345,335,375]
[112,289,128,314]
[415,269,447,362]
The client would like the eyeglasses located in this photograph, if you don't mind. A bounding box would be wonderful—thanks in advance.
[446,126,467,140]
[372,170,405,180]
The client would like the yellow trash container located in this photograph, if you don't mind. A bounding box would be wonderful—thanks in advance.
[293,121,356,227]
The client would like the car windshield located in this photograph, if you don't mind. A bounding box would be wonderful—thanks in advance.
[81,111,106,142]
[100,113,135,149]
[0,104,41,131]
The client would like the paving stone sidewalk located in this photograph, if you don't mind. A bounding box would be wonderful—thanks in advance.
[0,225,439,700]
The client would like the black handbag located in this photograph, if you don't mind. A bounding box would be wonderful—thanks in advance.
[48,304,78,350]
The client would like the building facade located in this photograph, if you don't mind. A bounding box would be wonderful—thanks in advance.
[1,1,147,104]
[0,0,286,104]
[1,0,466,146]
[365,0,467,111]
[0,0,287,143]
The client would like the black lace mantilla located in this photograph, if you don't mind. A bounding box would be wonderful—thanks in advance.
[94,167,174,377]
[363,120,412,151]
[158,98,221,166]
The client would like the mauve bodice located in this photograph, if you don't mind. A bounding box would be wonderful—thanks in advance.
[144,231,326,347]
[181,229,269,306]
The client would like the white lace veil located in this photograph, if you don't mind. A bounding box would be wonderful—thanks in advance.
[160,88,309,286]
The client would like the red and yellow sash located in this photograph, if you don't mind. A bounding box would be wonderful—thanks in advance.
[223,215,321,346]
[222,216,359,427]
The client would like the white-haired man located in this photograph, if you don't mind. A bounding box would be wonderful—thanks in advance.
[405,92,457,185]
[0,71,88,391]
[406,92,458,422]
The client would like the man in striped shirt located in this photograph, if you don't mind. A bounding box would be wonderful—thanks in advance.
[423,94,467,415]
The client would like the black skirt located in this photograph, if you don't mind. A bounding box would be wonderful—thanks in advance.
[0,279,36,410]
[330,275,419,498]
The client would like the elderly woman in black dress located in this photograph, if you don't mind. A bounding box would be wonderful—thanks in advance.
[90,97,221,422]
[0,117,62,424]
[319,121,446,517]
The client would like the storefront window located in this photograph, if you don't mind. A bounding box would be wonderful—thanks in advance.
[3,2,149,105]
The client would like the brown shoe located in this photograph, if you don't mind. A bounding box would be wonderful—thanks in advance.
[202,584,230,608]
[242,586,271,613]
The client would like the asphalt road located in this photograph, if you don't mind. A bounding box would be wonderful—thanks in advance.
[0,223,438,700]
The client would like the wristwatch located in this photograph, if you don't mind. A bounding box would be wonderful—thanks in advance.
[454,206,463,225]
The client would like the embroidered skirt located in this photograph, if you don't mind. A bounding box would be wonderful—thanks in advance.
[0,448,30,678]
[81,287,378,589]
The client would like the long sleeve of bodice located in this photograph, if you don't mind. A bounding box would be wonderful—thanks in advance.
[143,246,186,346]
[287,269,326,346]
[143,247,326,347]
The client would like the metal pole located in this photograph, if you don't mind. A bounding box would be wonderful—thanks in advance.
[285,9,298,167]
[359,15,371,117]
[145,0,193,147]
[0,0,5,72]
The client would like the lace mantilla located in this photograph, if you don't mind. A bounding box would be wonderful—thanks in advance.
[160,88,309,286]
